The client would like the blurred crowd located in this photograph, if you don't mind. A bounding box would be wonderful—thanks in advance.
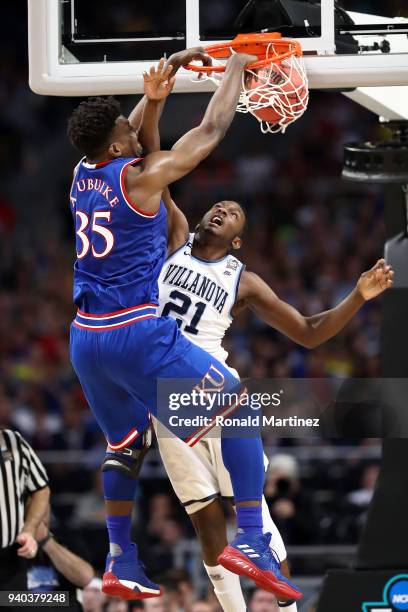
[80,582,307,612]
[0,0,399,608]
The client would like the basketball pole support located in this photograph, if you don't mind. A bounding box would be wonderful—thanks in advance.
[316,184,408,610]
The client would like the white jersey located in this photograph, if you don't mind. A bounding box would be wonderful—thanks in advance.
[158,234,245,363]
[156,236,286,563]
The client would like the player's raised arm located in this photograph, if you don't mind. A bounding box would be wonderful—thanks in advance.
[162,188,189,254]
[128,49,209,127]
[238,259,394,349]
[133,49,212,154]
[138,54,203,251]
[138,58,176,154]
[165,52,256,176]
[126,52,256,206]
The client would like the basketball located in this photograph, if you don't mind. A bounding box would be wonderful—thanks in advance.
[246,61,309,128]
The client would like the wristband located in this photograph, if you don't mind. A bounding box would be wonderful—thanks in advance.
[38,531,54,548]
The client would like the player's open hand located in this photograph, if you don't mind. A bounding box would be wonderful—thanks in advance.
[16,531,38,559]
[143,58,176,101]
[357,258,394,300]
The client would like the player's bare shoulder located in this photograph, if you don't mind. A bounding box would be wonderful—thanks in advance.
[232,269,257,315]
[235,270,260,300]
[124,156,164,215]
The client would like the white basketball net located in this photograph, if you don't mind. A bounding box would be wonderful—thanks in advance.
[238,54,309,134]
[188,44,309,134]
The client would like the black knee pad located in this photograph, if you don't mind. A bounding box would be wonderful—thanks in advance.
[102,425,152,479]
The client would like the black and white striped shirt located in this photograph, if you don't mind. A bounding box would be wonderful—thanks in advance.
[0,430,49,549]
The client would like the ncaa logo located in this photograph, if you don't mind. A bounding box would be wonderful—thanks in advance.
[363,575,408,611]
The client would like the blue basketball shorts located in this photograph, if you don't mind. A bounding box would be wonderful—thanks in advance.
[70,311,242,450]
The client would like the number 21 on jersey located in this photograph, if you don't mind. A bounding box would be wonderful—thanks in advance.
[162,289,206,336]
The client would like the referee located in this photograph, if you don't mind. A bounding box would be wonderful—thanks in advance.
[0,429,50,590]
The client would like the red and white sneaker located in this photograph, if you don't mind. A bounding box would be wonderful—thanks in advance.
[218,532,303,602]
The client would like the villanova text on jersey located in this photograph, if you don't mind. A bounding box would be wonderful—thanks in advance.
[162,263,229,314]
[158,235,245,364]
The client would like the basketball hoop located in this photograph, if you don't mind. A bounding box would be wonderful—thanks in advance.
[184,33,309,134]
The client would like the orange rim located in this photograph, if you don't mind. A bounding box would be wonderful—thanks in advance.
[184,32,302,73]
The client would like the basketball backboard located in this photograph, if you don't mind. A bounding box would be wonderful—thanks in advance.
[28,0,408,116]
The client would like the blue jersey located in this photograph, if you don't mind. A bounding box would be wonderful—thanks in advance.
[70,157,167,313]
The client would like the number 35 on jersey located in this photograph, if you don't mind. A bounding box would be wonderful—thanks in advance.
[75,210,114,259]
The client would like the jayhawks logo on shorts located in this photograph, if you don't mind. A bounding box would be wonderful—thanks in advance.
[363,575,408,611]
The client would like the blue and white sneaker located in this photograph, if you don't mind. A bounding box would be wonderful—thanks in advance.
[102,543,162,600]
[218,532,303,602]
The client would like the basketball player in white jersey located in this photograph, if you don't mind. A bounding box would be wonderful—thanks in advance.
[156,192,393,612]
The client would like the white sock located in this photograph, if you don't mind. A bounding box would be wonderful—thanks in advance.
[203,563,247,612]
[278,602,298,612]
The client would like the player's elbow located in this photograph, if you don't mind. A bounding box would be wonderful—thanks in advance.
[302,336,321,349]
[298,327,321,349]
[300,319,322,349]
[199,121,227,145]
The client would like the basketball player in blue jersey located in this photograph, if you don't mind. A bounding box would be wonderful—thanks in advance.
[67,48,304,604]
[156,194,393,612]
